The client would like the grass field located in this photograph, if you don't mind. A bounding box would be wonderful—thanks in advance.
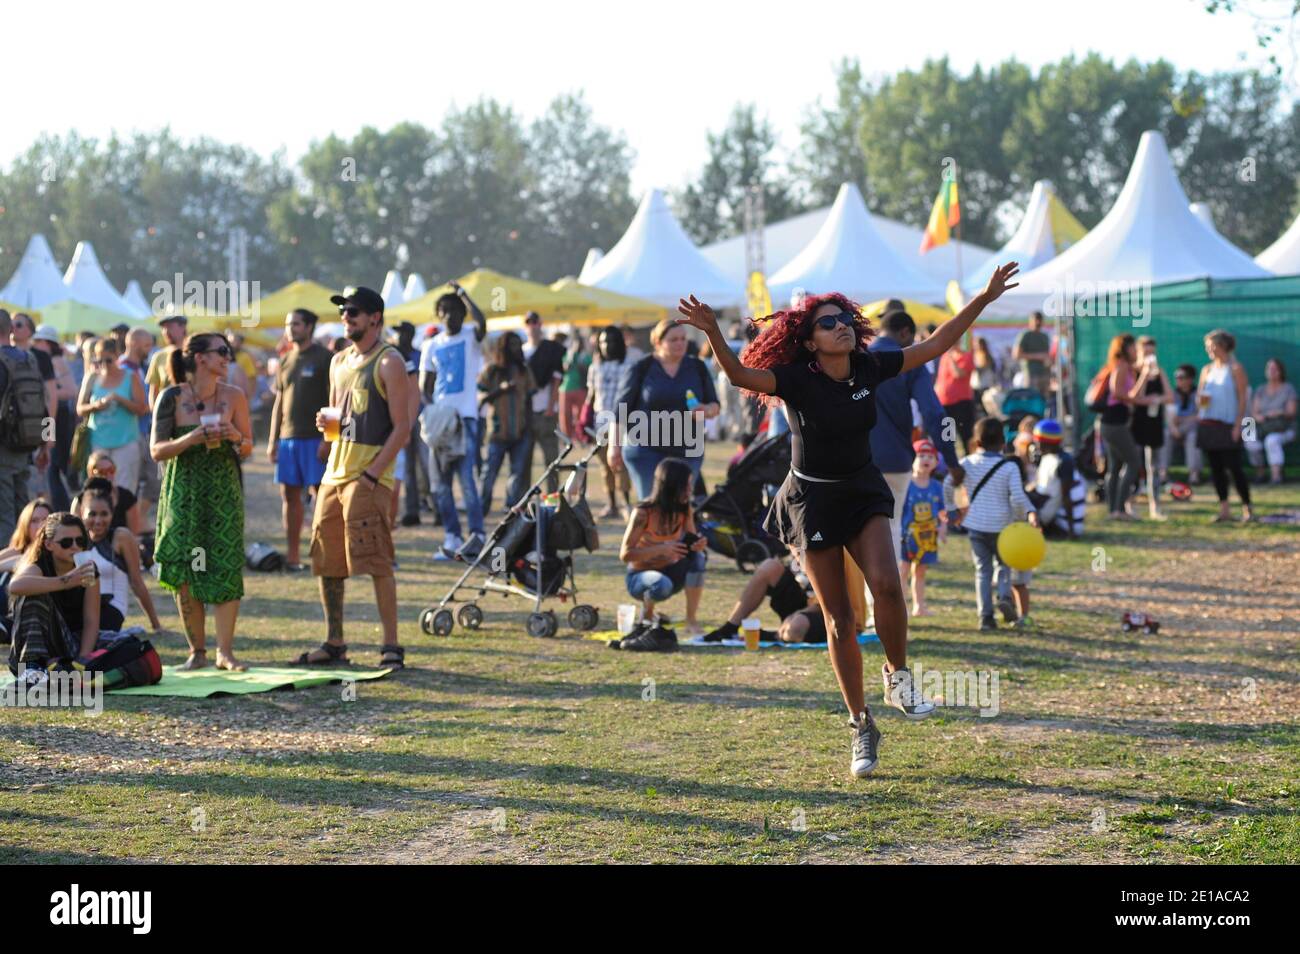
[2,441,1297,864]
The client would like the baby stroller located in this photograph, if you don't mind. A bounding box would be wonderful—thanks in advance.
[419,432,602,639]
[1000,387,1048,442]
[696,430,791,572]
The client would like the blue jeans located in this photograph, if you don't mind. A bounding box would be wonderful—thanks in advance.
[625,548,707,601]
[622,446,703,501]
[433,415,485,538]
[967,529,1012,621]
[481,433,533,515]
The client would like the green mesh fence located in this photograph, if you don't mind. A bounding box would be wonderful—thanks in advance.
[1070,276,1300,464]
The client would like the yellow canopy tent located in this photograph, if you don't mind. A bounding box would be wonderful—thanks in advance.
[387,269,596,324]
[861,298,953,325]
[0,301,41,322]
[548,279,668,328]
[36,300,131,336]
[182,279,342,348]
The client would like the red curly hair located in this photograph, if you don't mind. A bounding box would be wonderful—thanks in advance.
[739,292,876,406]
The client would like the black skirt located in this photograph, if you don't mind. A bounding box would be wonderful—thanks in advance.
[763,463,896,551]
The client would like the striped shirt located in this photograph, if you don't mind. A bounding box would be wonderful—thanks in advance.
[943,451,1035,534]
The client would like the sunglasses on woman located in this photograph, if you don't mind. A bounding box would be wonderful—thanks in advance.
[813,312,857,331]
[199,345,233,359]
[54,536,89,550]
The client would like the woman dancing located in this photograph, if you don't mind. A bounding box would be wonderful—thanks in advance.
[675,262,1019,777]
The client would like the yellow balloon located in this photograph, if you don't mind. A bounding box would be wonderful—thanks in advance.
[997,523,1046,571]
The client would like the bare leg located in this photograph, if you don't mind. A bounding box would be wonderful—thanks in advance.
[802,545,865,717]
[1013,584,1030,617]
[724,558,784,625]
[175,584,207,669]
[213,600,246,671]
[282,485,304,565]
[373,575,399,648]
[845,515,908,673]
[912,564,931,616]
[684,585,703,632]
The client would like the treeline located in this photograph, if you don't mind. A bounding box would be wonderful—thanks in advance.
[1,55,1296,295]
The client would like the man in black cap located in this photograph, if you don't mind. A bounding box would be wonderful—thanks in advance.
[294,286,411,670]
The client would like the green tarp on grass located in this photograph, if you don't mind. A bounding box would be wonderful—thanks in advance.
[0,665,390,699]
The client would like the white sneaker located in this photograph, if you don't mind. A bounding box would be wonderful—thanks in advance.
[883,664,936,720]
[435,534,464,561]
[850,711,881,777]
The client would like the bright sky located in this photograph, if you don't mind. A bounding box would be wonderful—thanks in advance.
[1,0,1273,195]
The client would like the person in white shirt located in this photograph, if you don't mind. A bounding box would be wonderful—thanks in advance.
[419,283,487,559]
[944,417,1040,631]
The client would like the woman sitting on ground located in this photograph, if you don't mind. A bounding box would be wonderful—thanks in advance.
[619,457,708,636]
[7,512,104,673]
[0,497,53,641]
[78,491,163,632]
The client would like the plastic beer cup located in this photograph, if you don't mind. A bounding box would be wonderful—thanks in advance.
[321,407,343,442]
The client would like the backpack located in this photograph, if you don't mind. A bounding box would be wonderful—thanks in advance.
[1085,369,1110,413]
[81,634,163,689]
[0,349,49,451]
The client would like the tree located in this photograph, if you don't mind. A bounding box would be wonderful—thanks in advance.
[676,104,802,245]
[526,93,637,281]
[793,58,874,209]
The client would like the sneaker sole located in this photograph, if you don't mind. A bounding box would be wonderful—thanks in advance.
[851,759,879,777]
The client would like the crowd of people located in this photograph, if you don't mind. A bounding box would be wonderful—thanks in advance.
[1085,329,1295,523]
[2,278,1293,773]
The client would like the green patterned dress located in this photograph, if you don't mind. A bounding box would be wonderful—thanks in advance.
[154,425,245,603]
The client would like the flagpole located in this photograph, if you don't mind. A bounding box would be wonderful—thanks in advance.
[955,173,968,351]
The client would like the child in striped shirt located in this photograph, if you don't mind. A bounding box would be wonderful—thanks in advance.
[944,417,1041,631]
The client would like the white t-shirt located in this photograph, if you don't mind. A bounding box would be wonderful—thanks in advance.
[420,327,484,419]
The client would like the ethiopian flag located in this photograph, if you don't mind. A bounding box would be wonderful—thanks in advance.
[919,178,960,254]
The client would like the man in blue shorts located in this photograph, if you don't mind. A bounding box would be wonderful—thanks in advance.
[267,309,333,570]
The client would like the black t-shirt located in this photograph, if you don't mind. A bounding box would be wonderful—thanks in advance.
[771,348,905,478]
[526,340,566,396]
[29,348,55,382]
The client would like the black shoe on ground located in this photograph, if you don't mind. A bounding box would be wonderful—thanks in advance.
[702,621,738,643]
[619,622,677,653]
[979,617,998,632]
[400,514,421,527]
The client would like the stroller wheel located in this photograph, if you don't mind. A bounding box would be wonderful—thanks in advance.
[735,538,771,574]
[431,609,455,637]
[569,604,600,632]
[527,611,558,638]
[419,608,436,636]
[457,604,484,630]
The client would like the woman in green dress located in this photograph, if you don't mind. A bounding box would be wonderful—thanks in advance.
[151,333,253,671]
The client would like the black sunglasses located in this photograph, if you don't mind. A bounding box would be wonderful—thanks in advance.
[813,312,857,331]
[339,306,362,318]
[199,345,233,359]
[54,536,89,550]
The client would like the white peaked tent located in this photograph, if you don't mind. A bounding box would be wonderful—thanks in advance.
[577,248,604,282]
[381,270,406,308]
[700,206,994,288]
[1256,212,1300,275]
[580,190,741,307]
[964,180,1072,295]
[1189,202,1218,233]
[122,280,153,319]
[403,273,427,301]
[0,234,68,308]
[1000,131,1268,314]
[62,241,134,315]
[768,182,944,305]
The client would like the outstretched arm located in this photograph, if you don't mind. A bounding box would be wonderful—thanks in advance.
[675,296,775,395]
[901,262,1020,374]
